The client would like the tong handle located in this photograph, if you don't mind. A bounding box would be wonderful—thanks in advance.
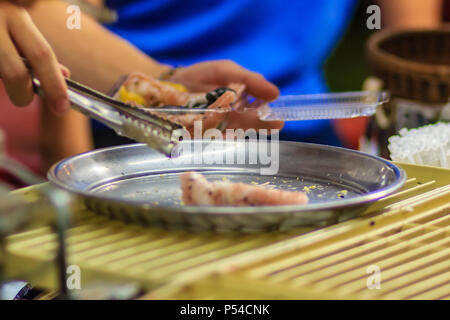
[30,76,123,129]
[21,57,116,124]
[63,79,183,130]
[22,57,181,131]
[22,58,182,157]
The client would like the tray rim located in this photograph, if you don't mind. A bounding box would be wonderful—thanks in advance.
[47,142,407,215]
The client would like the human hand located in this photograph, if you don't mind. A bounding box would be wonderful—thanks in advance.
[169,60,283,132]
[0,2,70,115]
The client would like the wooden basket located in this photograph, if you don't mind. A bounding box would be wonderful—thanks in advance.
[367,25,450,103]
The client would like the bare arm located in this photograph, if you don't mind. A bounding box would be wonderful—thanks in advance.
[27,0,279,100]
[378,0,443,28]
[27,0,280,169]
[27,0,171,93]
[25,0,172,169]
[39,107,93,173]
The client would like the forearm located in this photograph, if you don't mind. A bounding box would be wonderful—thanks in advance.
[378,0,443,28]
[39,106,93,172]
[27,0,170,93]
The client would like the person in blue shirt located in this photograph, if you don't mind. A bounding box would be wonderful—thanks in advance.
[103,0,357,146]
[23,0,443,164]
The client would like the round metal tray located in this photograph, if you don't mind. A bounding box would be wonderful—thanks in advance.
[48,141,406,232]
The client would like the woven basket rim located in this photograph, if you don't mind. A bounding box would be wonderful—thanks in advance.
[367,25,450,79]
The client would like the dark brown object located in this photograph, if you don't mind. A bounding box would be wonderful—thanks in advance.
[367,25,450,103]
[444,0,450,22]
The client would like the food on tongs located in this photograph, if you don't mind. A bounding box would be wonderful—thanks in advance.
[180,172,309,207]
[112,72,246,134]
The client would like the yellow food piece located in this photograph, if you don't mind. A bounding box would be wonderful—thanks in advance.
[118,81,188,106]
[337,190,348,198]
[159,81,189,92]
[118,86,146,106]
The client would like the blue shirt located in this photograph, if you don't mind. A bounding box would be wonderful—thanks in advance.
[105,0,356,145]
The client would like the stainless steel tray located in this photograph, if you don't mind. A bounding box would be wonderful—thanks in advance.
[48,141,406,232]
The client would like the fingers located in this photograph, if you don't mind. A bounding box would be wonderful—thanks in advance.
[238,70,280,102]
[172,60,280,102]
[218,60,280,101]
[0,24,35,106]
[59,64,71,78]
[227,108,284,134]
[7,8,70,115]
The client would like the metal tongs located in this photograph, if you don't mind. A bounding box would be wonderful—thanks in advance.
[23,59,182,157]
